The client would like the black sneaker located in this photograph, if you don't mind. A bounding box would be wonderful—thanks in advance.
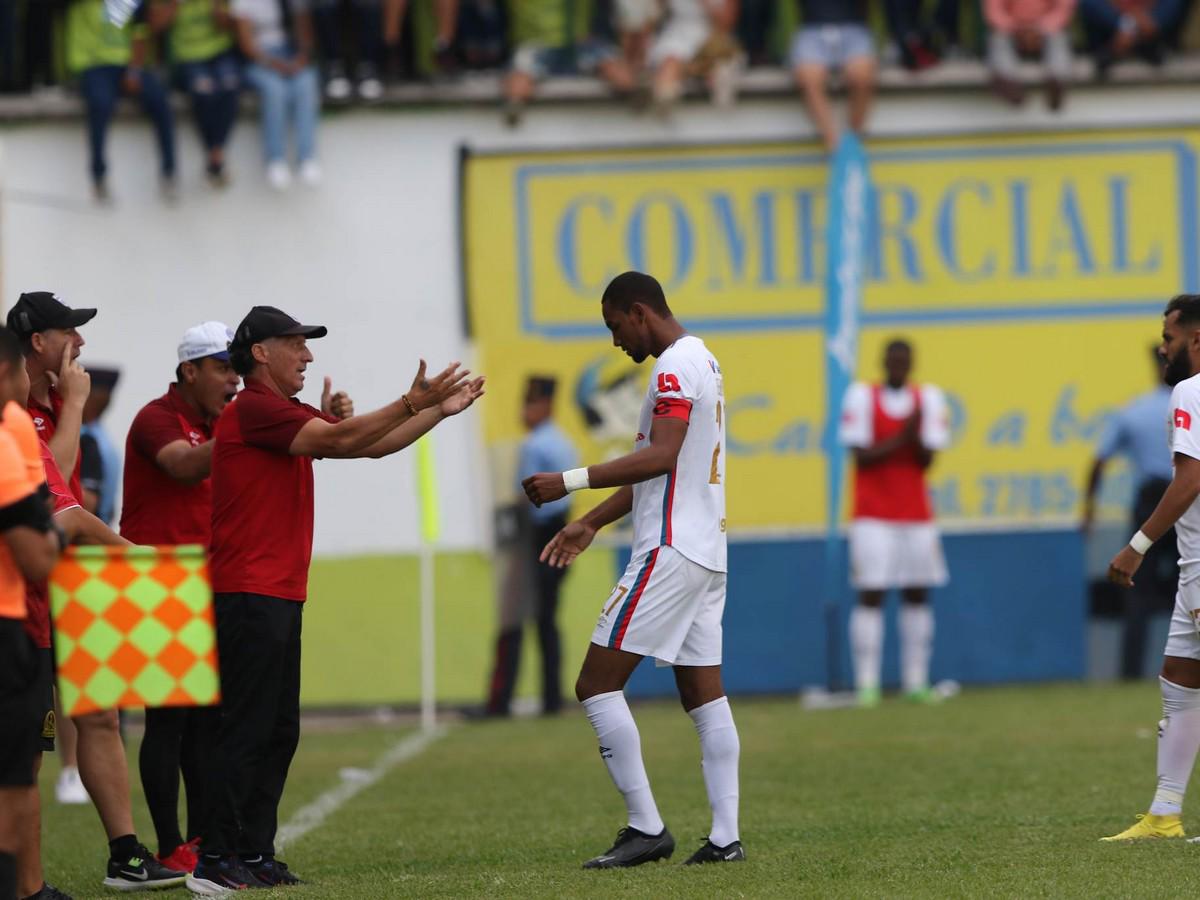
[684,838,746,865]
[184,856,264,893]
[582,826,675,869]
[24,883,74,899]
[243,857,303,887]
[103,844,188,890]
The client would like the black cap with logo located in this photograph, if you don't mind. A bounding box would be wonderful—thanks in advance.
[231,306,328,348]
[6,292,97,339]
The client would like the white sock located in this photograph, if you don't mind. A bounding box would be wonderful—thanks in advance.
[899,603,935,694]
[582,691,665,835]
[850,605,884,692]
[1150,677,1200,815]
[689,696,740,847]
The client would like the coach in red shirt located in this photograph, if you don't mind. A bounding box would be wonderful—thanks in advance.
[7,292,95,504]
[191,306,483,893]
[121,321,241,874]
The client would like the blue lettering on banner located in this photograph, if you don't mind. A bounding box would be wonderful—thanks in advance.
[516,139,1196,337]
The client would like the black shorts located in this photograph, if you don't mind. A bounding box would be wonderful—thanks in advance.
[0,617,41,787]
[35,648,55,752]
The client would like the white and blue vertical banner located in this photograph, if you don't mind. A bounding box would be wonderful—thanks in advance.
[821,133,872,687]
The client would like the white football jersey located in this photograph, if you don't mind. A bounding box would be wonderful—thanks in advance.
[630,335,727,573]
[1169,373,1200,568]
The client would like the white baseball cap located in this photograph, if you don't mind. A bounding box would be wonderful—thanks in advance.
[177,321,233,363]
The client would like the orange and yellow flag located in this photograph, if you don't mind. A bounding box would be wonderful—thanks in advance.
[50,545,219,717]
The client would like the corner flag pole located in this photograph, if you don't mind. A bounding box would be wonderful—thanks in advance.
[416,436,440,733]
[821,133,871,692]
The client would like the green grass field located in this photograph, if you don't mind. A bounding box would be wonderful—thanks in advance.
[35,681,1200,898]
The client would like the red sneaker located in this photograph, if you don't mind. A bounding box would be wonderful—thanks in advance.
[157,840,199,873]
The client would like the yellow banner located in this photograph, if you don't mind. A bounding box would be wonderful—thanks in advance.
[463,129,1198,531]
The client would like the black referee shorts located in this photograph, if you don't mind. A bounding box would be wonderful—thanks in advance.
[35,648,55,752]
[0,617,41,787]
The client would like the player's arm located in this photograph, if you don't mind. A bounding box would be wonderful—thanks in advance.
[288,361,470,459]
[523,417,687,507]
[155,440,215,485]
[853,414,919,466]
[1109,451,1200,586]
[355,377,486,460]
[57,506,134,547]
[539,486,634,569]
[0,488,62,582]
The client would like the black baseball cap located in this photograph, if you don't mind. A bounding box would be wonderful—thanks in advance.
[7,292,97,339]
[231,306,328,348]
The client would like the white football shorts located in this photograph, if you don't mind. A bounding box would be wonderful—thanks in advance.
[1165,576,1200,661]
[649,18,712,66]
[849,518,949,591]
[592,544,726,666]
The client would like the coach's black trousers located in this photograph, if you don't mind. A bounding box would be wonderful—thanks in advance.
[202,593,302,859]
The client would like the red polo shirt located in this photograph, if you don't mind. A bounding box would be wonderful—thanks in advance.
[23,441,81,649]
[210,378,336,601]
[120,385,215,546]
[29,386,83,504]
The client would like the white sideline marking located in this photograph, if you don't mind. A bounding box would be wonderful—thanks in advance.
[276,726,449,851]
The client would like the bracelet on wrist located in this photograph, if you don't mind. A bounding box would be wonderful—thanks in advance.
[401,394,418,416]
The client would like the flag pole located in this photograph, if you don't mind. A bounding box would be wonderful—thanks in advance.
[416,436,439,733]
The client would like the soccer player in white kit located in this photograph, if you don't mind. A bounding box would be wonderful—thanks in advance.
[523,271,742,868]
[1104,294,1200,841]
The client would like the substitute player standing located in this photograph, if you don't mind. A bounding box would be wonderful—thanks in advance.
[121,322,241,874]
[188,306,483,893]
[1103,294,1200,841]
[524,271,743,868]
[839,339,950,707]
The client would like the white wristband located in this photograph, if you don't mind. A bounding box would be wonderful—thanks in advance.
[1129,530,1153,555]
[562,467,590,493]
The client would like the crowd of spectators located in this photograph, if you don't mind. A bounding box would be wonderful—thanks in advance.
[0,0,1195,193]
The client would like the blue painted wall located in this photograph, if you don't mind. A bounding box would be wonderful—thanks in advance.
[621,530,1087,698]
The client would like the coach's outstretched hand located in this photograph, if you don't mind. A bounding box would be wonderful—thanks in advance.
[321,377,355,420]
[523,472,567,508]
[1107,544,1143,588]
[540,520,596,569]
[441,376,486,416]
[406,360,472,412]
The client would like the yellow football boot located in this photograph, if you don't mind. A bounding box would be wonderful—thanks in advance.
[1100,813,1185,841]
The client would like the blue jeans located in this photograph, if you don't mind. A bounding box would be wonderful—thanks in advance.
[177,51,240,154]
[79,65,176,181]
[244,52,318,165]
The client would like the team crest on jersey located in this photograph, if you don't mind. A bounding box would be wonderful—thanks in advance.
[1176,408,1192,430]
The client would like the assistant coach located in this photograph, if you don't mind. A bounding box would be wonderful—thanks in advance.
[189,306,484,894]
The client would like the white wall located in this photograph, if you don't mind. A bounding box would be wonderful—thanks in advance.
[2,84,1194,554]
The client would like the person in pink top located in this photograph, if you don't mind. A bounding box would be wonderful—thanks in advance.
[985,0,1076,109]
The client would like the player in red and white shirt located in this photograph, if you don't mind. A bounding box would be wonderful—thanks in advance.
[1104,294,1200,841]
[523,271,742,869]
[839,339,950,708]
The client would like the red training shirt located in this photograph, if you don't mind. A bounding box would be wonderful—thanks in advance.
[121,384,215,546]
[23,441,81,649]
[209,378,337,602]
[29,386,83,503]
[852,385,933,522]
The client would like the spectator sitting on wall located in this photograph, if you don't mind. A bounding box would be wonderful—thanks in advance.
[314,0,383,102]
[614,0,660,71]
[650,0,742,116]
[232,0,322,189]
[456,0,507,69]
[149,0,240,186]
[503,0,638,128]
[790,0,875,154]
[1080,0,1181,76]
[383,0,459,73]
[985,0,1075,109]
[66,0,177,202]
